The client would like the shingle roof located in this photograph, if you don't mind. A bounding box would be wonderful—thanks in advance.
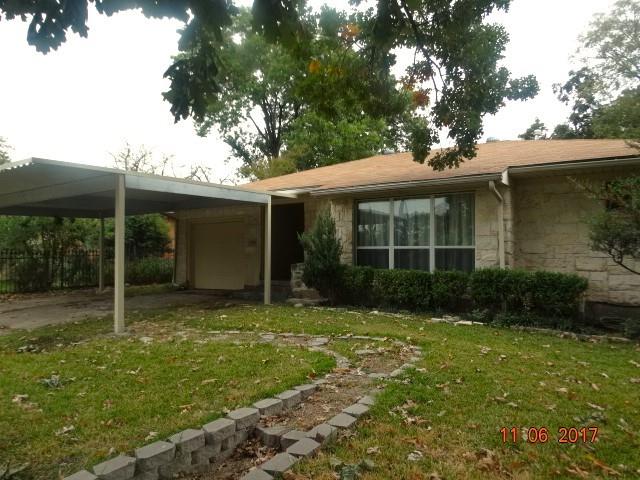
[243,139,637,193]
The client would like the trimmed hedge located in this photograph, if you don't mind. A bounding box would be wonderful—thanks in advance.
[336,266,588,324]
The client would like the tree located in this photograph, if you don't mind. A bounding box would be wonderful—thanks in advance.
[579,0,640,94]
[577,176,640,275]
[551,68,600,139]
[299,207,343,303]
[0,136,12,164]
[518,118,547,140]
[194,8,412,179]
[111,143,174,176]
[2,0,538,171]
[552,0,640,138]
[592,88,640,139]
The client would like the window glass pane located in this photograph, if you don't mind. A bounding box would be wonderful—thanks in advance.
[394,198,430,246]
[357,201,390,246]
[357,249,389,269]
[435,248,475,272]
[434,194,474,246]
[394,249,430,271]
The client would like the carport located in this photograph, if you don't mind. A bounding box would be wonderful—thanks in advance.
[0,158,274,333]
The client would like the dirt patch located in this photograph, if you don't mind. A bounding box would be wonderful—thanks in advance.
[0,290,231,333]
[182,333,419,480]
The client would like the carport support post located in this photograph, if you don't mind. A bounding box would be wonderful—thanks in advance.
[98,217,105,292]
[264,196,272,305]
[114,174,126,333]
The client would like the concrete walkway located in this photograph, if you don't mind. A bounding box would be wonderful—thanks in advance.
[0,289,226,333]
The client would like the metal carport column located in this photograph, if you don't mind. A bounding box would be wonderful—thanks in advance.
[114,174,126,333]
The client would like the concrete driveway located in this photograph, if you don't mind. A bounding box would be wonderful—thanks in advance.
[0,289,227,333]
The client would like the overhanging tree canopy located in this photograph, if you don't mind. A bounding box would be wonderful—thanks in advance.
[1,0,538,170]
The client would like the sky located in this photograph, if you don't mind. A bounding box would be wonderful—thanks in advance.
[0,0,616,184]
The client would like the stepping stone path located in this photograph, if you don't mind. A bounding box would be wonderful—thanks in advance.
[64,328,424,480]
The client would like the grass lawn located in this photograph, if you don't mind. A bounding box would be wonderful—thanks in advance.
[169,304,639,479]
[1,303,638,479]
[0,317,334,478]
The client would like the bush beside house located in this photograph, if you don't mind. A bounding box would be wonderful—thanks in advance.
[337,266,588,328]
[301,207,589,330]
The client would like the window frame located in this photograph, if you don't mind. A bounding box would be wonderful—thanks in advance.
[355,192,475,272]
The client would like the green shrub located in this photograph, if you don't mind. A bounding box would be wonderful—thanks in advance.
[337,266,588,326]
[623,319,640,340]
[430,270,469,311]
[469,268,588,325]
[126,257,173,285]
[299,207,344,303]
[340,266,375,306]
[529,270,588,317]
[372,269,430,310]
[468,268,509,312]
[13,256,51,292]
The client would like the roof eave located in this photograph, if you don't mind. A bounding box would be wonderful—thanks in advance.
[309,172,502,196]
[506,155,640,176]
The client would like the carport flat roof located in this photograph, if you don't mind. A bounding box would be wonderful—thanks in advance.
[0,158,271,218]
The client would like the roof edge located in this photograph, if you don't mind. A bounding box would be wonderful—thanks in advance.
[310,172,502,196]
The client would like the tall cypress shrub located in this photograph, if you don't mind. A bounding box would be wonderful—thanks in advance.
[299,207,343,302]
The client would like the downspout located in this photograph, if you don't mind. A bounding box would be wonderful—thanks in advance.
[489,181,505,269]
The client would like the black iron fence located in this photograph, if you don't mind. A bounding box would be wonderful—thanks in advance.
[0,249,174,294]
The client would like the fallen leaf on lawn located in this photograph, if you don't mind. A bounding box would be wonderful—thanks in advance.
[201,378,217,385]
[407,450,423,462]
[145,431,158,441]
[630,378,640,384]
[587,455,621,476]
[494,392,509,402]
[600,372,609,379]
[629,360,640,368]
[556,387,568,394]
[587,402,605,411]
[577,361,589,367]
[366,446,380,455]
[565,464,590,478]
[507,402,519,408]
[55,425,75,436]
[591,383,600,391]
[429,473,442,480]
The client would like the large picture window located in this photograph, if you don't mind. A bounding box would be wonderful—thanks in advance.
[356,193,475,272]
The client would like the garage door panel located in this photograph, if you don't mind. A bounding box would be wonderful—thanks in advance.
[192,222,245,290]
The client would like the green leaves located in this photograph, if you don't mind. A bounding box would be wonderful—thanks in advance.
[299,207,344,303]
[582,175,640,275]
[3,0,540,170]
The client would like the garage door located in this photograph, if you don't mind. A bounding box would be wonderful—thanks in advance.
[192,221,245,290]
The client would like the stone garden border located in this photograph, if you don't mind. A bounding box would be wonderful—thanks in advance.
[62,331,423,480]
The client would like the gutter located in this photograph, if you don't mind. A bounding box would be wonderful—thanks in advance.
[488,180,506,269]
[309,173,501,196]
[506,156,640,175]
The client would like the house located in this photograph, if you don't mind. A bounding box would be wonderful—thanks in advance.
[173,139,640,313]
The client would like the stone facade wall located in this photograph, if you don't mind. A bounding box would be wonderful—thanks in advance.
[475,186,502,269]
[512,170,640,305]
[329,197,354,265]
[175,205,262,288]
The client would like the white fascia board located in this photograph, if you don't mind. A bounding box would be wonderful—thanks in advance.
[506,156,640,175]
[309,173,502,196]
[124,173,270,204]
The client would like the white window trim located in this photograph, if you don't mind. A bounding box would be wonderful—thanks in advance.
[355,192,475,272]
